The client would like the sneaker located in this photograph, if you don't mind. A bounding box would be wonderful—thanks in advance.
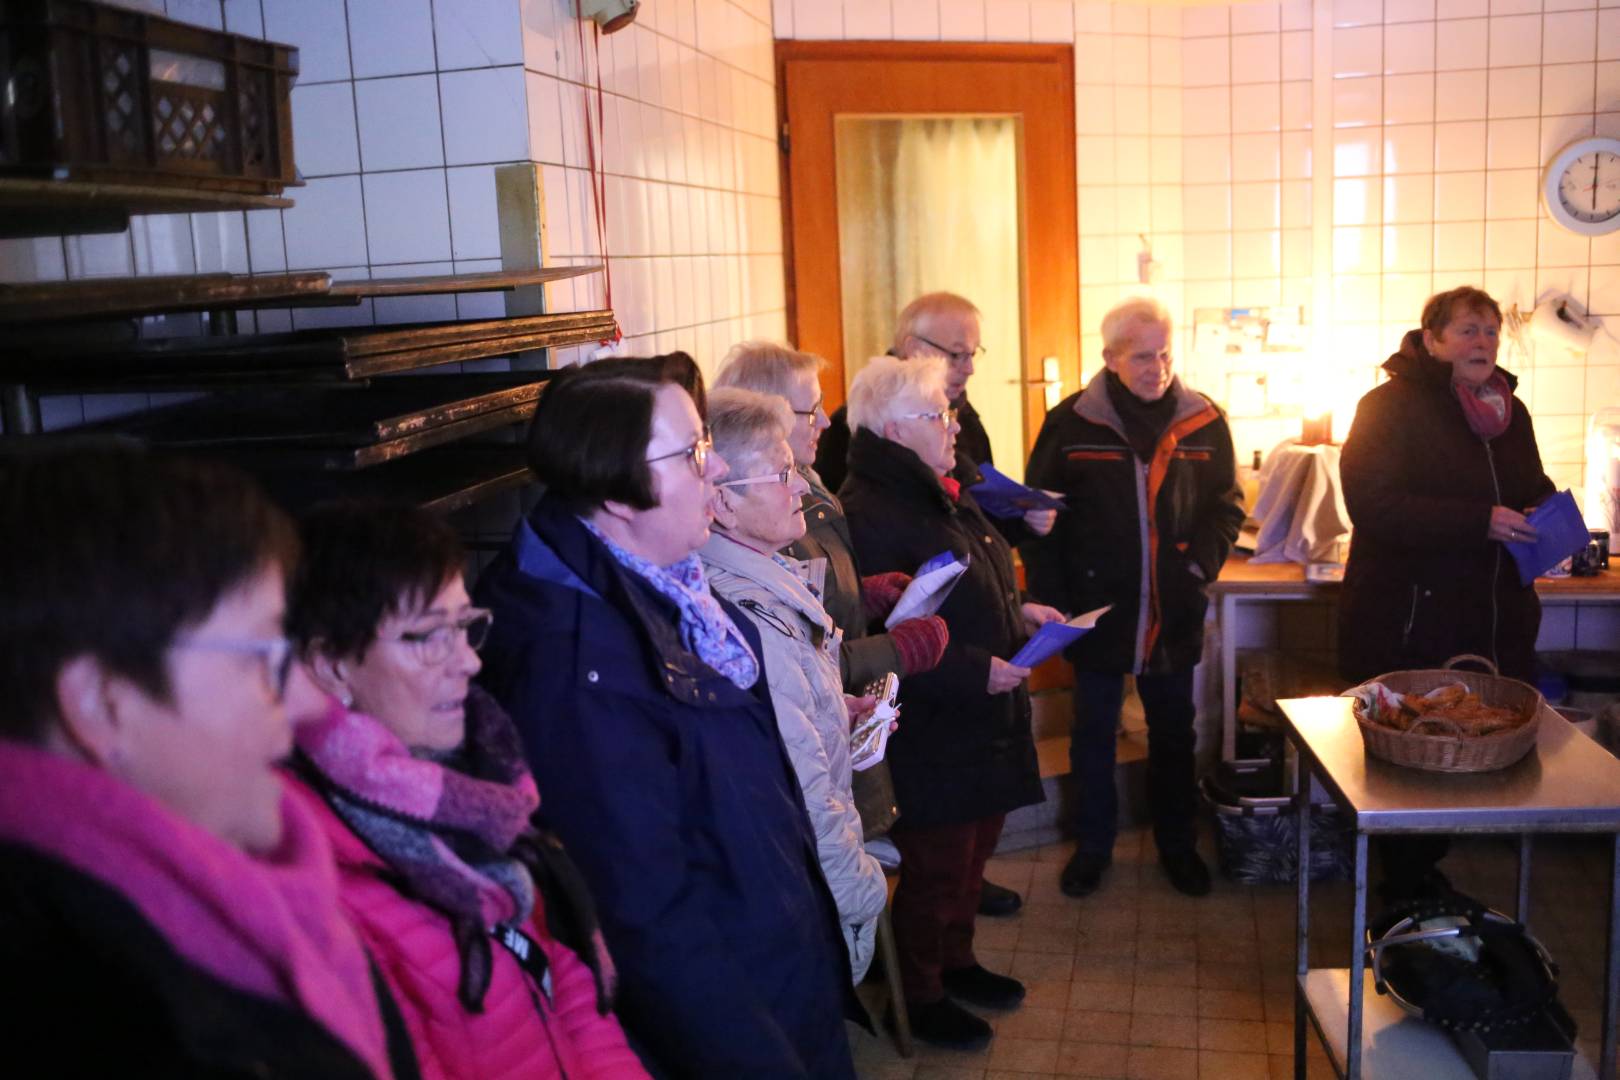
[895,997,994,1051]
[943,964,1026,1009]
[1060,850,1111,897]
[1160,847,1212,897]
[977,878,1022,917]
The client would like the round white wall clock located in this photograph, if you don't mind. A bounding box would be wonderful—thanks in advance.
[1544,136,1620,236]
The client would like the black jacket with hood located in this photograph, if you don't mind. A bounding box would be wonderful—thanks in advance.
[1337,330,1554,683]
[1021,374,1243,675]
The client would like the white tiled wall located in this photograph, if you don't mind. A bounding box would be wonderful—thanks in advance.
[774,0,1620,498]
[0,0,785,433]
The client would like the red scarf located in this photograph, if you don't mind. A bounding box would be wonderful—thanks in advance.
[940,476,962,503]
[1453,371,1513,440]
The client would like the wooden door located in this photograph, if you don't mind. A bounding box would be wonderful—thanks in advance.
[776,41,1080,461]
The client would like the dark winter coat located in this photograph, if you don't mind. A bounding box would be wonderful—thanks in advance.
[472,494,859,1079]
[1338,331,1555,683]
[816,392,993,496]
[789,463,902,689]
[837,427,1045,829]
[1021,374,1244,675]
[0,843,418,1080]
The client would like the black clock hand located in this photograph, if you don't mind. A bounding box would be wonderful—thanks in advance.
[1595,157,1601,213]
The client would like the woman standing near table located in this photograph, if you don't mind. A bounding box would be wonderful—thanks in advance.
[1339,285,1554,684]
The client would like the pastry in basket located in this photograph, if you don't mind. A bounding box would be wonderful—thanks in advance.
[1349,682,1528,737]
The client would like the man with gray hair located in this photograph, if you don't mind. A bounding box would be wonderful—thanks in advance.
[1022,297,1243,899]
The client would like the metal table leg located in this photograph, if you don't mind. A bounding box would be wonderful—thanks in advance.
[1603,833,1619,1080]
[1295,746,1311,1080]
[1221,592,1239,761]
[1346,831,1369,1079]
[1516,834,1532,927]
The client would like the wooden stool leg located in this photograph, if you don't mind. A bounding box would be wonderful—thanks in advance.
[877,905,913,1058]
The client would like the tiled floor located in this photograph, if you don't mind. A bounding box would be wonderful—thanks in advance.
[849,825,1618,1079]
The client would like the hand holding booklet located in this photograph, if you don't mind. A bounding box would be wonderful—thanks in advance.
[967,463,1067,520]
[1504,489,1589,586]
[1008,605,1112,669]
[885,550,970,628]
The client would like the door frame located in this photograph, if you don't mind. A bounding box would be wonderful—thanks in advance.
[775,40,1080,451]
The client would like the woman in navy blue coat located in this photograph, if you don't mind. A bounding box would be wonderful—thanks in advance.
[474,359,860,1079]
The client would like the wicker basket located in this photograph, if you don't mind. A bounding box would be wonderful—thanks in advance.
[1348,655,1543,773]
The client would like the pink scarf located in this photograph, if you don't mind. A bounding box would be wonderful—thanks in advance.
[0,741,394,1080]
[1453,371,1513,440]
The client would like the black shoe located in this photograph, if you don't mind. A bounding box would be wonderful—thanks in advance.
[1160,848,1212,897]
[896,997,995,1051]
[1060,850,1111,897]
[943,963,1026,1009]
[977,878,1022,916]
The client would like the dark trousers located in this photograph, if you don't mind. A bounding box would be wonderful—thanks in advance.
[1069,668,1198,858]
[890,813,1005,1004]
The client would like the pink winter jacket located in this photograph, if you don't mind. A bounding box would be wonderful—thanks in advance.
[288,778,649,1080]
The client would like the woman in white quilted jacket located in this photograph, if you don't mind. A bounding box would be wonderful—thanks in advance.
[698,386,889,982]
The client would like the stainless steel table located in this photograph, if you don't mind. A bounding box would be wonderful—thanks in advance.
[1278,697,1620,1080]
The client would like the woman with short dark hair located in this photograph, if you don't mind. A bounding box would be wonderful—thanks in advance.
[476,361,860,1078]
[287,499,645,1080]
[0,444,416,1080]
[1340,285,1555,683]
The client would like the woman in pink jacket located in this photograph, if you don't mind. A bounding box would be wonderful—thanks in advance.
[286,499,649,1080]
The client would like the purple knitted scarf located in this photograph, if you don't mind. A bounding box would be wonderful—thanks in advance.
[297,686,617,1014]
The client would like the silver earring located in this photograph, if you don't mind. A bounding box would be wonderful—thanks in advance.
[339,690,353,708]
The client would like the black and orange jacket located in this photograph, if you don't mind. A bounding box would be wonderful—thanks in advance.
[1021,375,1243,675]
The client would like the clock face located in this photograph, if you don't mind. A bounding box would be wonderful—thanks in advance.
[1557,151,1620,226]
[1545,137,1620,236]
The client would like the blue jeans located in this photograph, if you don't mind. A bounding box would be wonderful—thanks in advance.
[1068,669,1198,858]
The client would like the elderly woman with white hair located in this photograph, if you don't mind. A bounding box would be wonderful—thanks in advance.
[698,386,890,984]
[715,343,948,696]
[838,355,1063,1051]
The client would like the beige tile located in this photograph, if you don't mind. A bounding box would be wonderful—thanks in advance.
[1073,957,1135,985]
[986,1036,1061,1074]
[996,1006,1067,1041]
[1198,987,1266,1020]
[1024,981,1073,1010]
[1131,983,1199,1016]
[1200,1049,1272,1080]
[912,1067,981,1080]
[1069,980,1135,1013]
[1128,1012,1200,1049]
[1135,937,1196,964]
[1135,960,1198,987]
[1197,961,1260,990]
[859,1064,921,1079]
[1056,1039,1131,1078]
[1012,952,1076,983]
[1125,1045,1199,1080]
[1199,1018,1270,1053]
[1021,903,1083,930]
[1064,1009,1133,1044]
[977,920,1021,951]
[1024,926,1084,955]
[1264,1022,1294,1055]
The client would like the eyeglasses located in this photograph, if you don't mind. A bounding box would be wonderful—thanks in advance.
[381,609,494,666]
[899,407,959,427]
[912,334,985,367]
[646,426,713,478]
[173,636,295,701]
[718,466,795,489]
[791,396,824,418]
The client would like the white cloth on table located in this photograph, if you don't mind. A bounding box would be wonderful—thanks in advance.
[1251,441,1351,565]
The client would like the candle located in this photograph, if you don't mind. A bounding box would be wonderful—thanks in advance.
[1299,411,1332,446]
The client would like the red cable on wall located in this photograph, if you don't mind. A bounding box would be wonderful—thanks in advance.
[575,3,621,346]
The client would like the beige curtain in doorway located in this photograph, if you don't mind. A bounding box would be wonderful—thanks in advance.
[834,116,1026,479]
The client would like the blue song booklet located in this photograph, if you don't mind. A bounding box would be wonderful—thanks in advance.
[968,464,1067,520]
[1505,489,1590,586]
[1009,605,1113,668]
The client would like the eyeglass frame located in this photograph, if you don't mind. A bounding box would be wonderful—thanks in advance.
[898,407,959,427]
[790,395,824,419]
[911,333,986,367]
[377,608,494,665]
[717,466,796,490]
[172,636,295,701]
[645,425,714,478]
